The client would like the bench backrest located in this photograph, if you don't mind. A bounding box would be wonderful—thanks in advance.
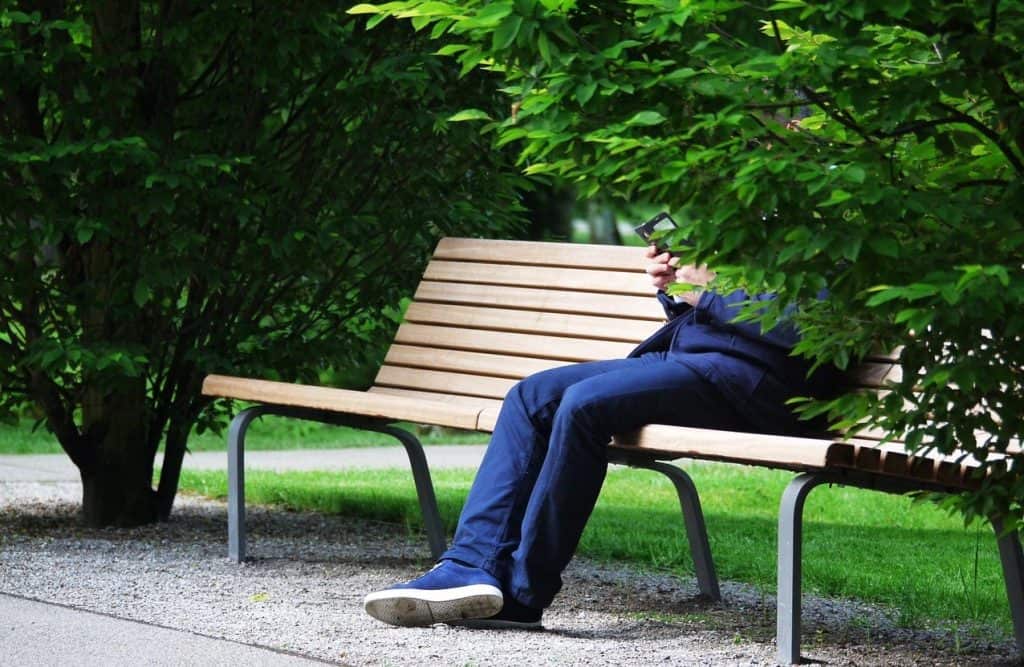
[368,238,900,427]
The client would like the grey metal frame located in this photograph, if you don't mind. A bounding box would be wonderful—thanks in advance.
[609,453,721,601]
[776,470,1024,665]
[226,404,447,563]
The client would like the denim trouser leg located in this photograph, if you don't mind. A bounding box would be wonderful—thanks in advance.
[443,353,756,609]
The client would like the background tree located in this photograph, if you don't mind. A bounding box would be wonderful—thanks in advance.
[353,0,1024,524]
[0,1,524,526]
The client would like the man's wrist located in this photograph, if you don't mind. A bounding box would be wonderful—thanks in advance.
[674,290,703,307]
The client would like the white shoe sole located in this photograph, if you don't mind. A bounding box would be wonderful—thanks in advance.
[363,584,503,627]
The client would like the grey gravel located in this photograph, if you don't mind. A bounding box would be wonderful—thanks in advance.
[0,480,1019,666]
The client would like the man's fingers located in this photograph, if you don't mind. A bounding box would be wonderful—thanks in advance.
[646,263,674,277]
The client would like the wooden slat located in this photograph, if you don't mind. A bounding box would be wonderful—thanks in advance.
[201,375,481,430]
[824,439,993,489]
[404,302,660,343]
[383,345,570,379]
[368,387,504,412]
[394,323,637,362]
[480,405,993,490]
[375,366,518,400]
[609,424,835,470]
[415,281,665,320]
[433,237,647,271]
[477,406,501,432]
[423,260,653,296]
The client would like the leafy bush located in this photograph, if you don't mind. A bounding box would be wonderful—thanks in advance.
[0,1,524,524]
[353,0,1024,523]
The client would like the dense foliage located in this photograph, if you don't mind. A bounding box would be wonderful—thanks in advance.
[0,1,523,524]
[353,1,1024,524]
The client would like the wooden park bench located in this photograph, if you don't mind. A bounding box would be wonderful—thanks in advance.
[201,237,1024,664]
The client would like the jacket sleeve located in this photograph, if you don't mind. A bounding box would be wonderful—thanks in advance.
[693,289,801,350]
[656,290,693,320]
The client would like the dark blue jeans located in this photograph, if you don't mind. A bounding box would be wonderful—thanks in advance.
[442,352,759,609]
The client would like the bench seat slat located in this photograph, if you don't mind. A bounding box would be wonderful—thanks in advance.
[375,366,517,400]
[201,374,482,430]
[609,424,834,470]
[368,386,505,411]
[433,237,646,270]
[404,302,660,343]
[423,260,653,295]
[393,323,637,362]
[414,282,666,320]
[383,345,569,379]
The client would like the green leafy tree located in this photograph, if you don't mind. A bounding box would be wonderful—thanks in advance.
[353,1,1024,523]
[0,1,523,526]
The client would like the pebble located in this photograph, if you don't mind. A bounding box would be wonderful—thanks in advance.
[0,481,1019,666]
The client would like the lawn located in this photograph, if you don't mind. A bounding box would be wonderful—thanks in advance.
[178,462,1011,639]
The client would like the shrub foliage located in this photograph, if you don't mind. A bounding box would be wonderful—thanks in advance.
[354,0,1024,523]
[0,1,522,524]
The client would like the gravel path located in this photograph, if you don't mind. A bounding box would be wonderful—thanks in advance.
[1,481,1019,666]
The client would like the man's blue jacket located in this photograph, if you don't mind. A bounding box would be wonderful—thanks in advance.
[628,289,836,436]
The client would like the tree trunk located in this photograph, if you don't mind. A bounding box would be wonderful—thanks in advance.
[587,202,622,245]
[78,375,157,527]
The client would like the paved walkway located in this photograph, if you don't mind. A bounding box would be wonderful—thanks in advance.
[0,445,489,482]
[1,593,328,666]
[0,445,486,666]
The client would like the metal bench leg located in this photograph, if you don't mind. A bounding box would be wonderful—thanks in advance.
[378,425,447,560]
[992,517,1024,652]
[227,406,269,563]
[777,473,827,665]
[630,460,721,601]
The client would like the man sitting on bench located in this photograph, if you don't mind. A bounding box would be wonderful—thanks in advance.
[363,245,837,629]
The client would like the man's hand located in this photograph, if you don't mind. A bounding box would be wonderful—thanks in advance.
[645,245,715,307]
[645,244,678,291]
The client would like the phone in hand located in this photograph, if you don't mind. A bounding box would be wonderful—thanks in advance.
[634,212,680,254]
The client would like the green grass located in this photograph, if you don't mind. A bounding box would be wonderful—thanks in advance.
[177,463,1012,638]
[0,416,487,455]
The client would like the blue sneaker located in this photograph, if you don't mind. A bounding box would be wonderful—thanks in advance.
[451,594,543,630]
[363,560,503,627]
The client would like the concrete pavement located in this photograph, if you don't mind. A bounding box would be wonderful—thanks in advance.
[0,444,489,483]
[0,593,330,666]
[0,444,487,666]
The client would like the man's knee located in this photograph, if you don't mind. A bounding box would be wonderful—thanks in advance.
[552,382,606,432]
[507,368,564,416]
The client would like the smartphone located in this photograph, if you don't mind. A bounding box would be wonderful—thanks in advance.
[634,212,680,254]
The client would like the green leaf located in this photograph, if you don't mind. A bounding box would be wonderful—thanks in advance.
[133,281,152,307]
[867,236,900,258]
[435,44,470,56]
[819,189,852,207]
[624,111,666,127]
[466,2,513,28]
[492,15,523,50]
[346,4,382,15]
[537,33,553,63]
[447,108,492,122]
[575,81,597,105]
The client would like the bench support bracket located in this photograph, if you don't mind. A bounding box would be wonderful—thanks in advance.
[992,516,1024,651]
[227,404,447,563]
[777,471,1024,665]
[610,455,721,601]
[777,473,828,665]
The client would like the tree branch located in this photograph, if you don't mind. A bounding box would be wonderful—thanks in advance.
[937,102,1024,175]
